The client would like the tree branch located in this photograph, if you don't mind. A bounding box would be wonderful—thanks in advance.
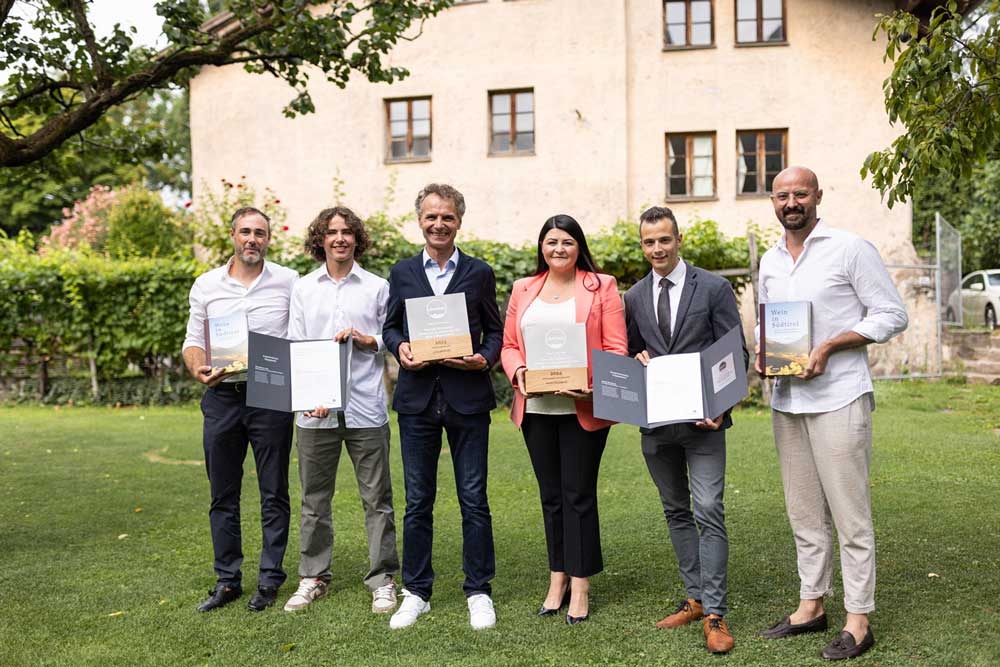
[0,79,85,110]
[66,0,112,88]
[0,0,16,30]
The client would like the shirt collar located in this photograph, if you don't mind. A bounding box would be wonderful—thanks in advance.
[319,260,363,284]
[422,247,459,270]
[652,259,686,285]
[777,218,829,253]
[222,257,270,284]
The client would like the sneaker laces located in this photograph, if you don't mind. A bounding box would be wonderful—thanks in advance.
[469,595,494,614]
[294,578,323,597]
[374,583,395,601]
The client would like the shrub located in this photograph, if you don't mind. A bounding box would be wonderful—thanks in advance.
[104,187,191,258]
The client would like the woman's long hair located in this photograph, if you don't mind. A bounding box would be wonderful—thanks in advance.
[533,215,602,294]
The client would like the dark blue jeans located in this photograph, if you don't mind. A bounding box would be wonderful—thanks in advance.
[397,386,495,601]
[201,383,294,589]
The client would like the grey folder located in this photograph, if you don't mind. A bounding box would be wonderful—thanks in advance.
[246,332,352,413]
[593,325,748,428]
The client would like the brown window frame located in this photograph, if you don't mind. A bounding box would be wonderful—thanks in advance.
[488,88,535,156]
[663,1,715,50]
[665,132,717,201]
[384,96,432,163]
[736,128,788,196]
[734,0,787,45]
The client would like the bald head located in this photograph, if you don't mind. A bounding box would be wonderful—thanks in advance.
[770,166,823,233]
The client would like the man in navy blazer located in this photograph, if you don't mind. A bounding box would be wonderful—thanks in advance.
[382,183,503,631]
[623,206,747,654]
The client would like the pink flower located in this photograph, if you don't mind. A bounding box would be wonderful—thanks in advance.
[184,201,192,208]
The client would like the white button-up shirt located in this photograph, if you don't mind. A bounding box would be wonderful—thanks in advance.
[288,262,389,429]
[423,247,459,296]
[650,260,687,336]
[756,221,908,414]
[182,259,299,380]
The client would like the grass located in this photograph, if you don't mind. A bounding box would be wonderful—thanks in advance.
[1,380,999,666]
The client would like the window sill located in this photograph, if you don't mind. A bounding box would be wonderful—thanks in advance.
[734,40,789,48]
[662,44,716,52]
[488,150,536,158]
[666,195,718,203]
[736,192,772,199]
[384,156,432,165]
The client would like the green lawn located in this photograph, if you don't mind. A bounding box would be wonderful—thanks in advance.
[1,381,998,666]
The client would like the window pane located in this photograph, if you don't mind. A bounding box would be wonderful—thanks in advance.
[763,19,784,41]
[737,20,757,42]
[693,176,713,197]
[412,99,430,119]
[989,274,1000,286]
[666,23,686,45]
[390,140,408,159]
[412,119,430,137]
[693,156,713,178]
[493,113,510,133]
[670,156,687,178]
[412,137,430,157]
[741,172,758,193]
[693,136,713,158]
[390,120,408,138]
[669,136,687,158]
[765,153,783,173]
[515,132,534,151]
[691,23,711,45]
[764,173,777,192]
[736,0,756,19]
[515,92,533,113]
[389,101,408,121]
[491,94,510,114]
[491,134,510,152]
[669,176,688,196]
[762,0,782,18]
[764,132,784,152]
[665,2,686,24]
[691,1,711,22]
[515,112,534,132]
[738,133,757,155]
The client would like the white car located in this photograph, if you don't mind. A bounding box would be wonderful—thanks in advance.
[947,270,1000,330]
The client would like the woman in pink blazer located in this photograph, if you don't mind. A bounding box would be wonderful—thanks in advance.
[501,214,627,624]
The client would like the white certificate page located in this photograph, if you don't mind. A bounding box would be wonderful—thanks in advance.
[645,353,704,424]
[289,340,342,412]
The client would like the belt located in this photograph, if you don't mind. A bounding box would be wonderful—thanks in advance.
[214,381,247,393]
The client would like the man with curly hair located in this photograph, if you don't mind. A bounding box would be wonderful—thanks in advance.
[282,206,400,614]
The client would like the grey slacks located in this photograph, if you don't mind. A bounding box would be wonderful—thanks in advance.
[772,395,875,613]
[295,422,399,590]
[642,425,728,616]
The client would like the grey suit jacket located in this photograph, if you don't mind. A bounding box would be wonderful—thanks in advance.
[623,261,749,432]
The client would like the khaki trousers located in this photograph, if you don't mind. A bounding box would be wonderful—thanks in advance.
[772,395,875,614]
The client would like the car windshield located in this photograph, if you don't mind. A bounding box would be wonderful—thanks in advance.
[990,274,1000,287]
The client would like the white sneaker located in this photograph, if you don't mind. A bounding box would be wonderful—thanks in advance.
[372,581,398,614]
[283,577,328,611]
[467,593,496,630]
[389,589,430,629]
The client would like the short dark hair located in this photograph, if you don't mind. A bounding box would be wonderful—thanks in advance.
[230,206,271,233]
[415,183,466,220]
[303,206,370,263]
[638,206,679,236]
[533,214,602,291]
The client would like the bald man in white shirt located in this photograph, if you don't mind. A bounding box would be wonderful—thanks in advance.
[755,167,908,661]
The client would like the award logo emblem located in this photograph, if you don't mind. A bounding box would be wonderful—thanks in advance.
[544,328,568,350]
[426,298,447,319]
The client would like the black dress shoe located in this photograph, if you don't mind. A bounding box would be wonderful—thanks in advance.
[821,628,875,660]
[537,589,572,617]
[566,613,589,625]
[759,613,828,639]
[197,584,242,612]
[247,586,279,612]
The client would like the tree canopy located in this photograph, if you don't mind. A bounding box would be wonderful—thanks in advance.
[0,0,452,169]
[863,1,1000,207]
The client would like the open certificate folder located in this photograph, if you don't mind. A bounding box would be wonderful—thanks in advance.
[245,332,352,413]
[592,325,748,428]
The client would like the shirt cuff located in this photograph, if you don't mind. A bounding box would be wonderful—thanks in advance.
[373,334,385,353]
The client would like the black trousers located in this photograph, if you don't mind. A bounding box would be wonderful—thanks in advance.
[201,383,294,589]
[521,413,609,578]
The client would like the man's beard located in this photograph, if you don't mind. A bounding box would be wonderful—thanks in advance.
[780,209,812,231]
[237,246,265,265]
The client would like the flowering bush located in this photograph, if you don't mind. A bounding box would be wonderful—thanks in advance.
[41,185,117,252]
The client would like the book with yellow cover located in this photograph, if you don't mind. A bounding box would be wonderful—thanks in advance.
[759,301,811,377]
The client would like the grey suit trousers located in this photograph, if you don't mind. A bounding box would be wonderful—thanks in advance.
[642,424,728,616]
[294,422,399,590]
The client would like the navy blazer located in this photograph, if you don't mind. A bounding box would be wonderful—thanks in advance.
[623,261,748,431]
[383,250,503,415]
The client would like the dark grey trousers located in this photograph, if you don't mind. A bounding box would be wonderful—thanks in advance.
[642,425,728,616]
[295,422,399,591]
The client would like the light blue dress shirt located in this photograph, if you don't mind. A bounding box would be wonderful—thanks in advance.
[422,247,459,296]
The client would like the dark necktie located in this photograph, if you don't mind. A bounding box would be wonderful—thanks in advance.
[658,276,673,348]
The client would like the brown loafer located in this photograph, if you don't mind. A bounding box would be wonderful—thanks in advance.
[821,628,875,660]
[759,613,828,639]
[656,598,704,629]
[703,614,735,654]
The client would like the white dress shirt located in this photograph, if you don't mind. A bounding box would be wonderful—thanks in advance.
[423,247,459,296]
[757,221,908,414]
[182,259,299,381]
[288,262,389,429]
[520,297,577,415]
[650,259,687,336]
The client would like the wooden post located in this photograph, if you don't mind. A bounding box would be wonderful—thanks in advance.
[747,233,771,406]
[87,333,99,401]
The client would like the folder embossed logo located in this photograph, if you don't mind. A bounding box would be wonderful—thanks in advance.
[405,293,473,362]
[523,322,589,394]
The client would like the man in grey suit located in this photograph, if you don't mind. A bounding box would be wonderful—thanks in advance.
[623,206,747,655]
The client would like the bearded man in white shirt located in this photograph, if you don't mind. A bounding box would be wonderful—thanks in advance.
[281,206,400,615]
[755,167,908,661]
[182,207,299,613]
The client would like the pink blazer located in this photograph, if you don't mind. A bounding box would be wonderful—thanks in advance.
[501,269,628,431]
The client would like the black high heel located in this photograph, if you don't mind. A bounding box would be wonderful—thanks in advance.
[566,612,589,625]
[536,588,571,616]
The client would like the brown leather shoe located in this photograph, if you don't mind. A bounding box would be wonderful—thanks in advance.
[656,598,704,629]
[703,614,735,654]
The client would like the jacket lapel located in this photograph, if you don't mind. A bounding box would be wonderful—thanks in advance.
[444,248,474,295]
[668,261,698,353]
[635,272,668,351]
[410,252,435,296]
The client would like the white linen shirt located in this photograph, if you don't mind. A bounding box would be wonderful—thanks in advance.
[756,221,908,414]
[182,259,298,381]
[650,260,687,336]
[422,247,459,296]
[288,262,389,429]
